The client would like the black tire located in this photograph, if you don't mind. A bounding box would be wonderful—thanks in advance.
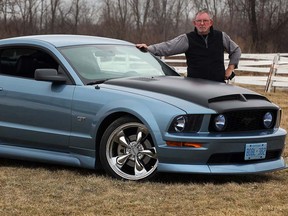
[99,116,158,181]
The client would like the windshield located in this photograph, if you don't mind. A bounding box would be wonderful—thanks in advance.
[59,45,179,84]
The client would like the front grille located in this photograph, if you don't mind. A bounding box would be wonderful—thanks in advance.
[207,150,282,165]
[209,109,277,132]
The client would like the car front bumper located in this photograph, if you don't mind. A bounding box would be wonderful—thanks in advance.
[157,128,287,174]
[158,157,287,174]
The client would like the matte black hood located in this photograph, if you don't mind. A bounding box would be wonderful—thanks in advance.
[105,76,274,111]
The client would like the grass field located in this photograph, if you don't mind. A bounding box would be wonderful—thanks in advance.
[0,86,287,216]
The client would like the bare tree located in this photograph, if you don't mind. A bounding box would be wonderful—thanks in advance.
[116,0,130,39]
[149,0,179,41]
[129,0,151,41]
[98,0,133,39]
[0,0,287,52]
[71,0,81,34]
[247,0,259,51]
[11,0,40,35]
[49,0,61,33]
[172,0,186,32]
[229,0,288,52]
[97,0,117,37]
[0,0,10,36]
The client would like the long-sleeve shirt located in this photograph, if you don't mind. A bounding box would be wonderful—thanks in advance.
[147,32,241,68]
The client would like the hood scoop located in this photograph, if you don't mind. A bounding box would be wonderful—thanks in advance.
[208,94,270,103]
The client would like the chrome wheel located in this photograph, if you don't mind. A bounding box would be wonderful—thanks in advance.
[100,116,158,181]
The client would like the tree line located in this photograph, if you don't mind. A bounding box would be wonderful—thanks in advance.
[1,0,288,53]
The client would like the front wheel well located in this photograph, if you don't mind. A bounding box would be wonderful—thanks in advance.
[94,112,140,169]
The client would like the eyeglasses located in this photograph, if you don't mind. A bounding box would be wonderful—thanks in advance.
[195,19,210,24]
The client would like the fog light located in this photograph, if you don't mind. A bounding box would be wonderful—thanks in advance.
[263,112,273,128]
[214,114,226,131]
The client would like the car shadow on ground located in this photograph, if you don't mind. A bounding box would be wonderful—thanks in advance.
[151,172,284,184]
[0,158,285,184]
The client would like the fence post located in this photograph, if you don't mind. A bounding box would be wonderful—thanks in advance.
[265,54,280,92]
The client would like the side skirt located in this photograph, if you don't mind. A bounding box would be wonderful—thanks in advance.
[0,144,95,169]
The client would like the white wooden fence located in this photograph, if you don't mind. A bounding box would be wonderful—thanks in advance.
[162,53,288,92]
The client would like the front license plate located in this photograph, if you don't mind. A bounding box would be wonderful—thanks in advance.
[244,143,267,160]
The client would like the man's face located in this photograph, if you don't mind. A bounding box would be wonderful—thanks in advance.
[193,12,213,35]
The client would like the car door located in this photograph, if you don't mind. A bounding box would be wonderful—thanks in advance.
[0,47,74,151]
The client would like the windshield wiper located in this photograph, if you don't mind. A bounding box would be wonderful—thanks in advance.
[86,79,109,85]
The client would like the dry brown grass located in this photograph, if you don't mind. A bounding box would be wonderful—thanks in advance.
[0,85,287,216]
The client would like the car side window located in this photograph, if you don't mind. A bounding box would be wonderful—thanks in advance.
[0,48,59,79]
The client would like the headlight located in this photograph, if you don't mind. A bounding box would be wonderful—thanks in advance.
[214,114,226,131]
[168,115,203,133]
[174,116,186,132]
[263,112,273,128]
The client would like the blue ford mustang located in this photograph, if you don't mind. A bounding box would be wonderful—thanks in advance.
[0,35,286,180]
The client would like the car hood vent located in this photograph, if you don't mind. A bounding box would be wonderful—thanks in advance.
[130,77,159,82]
[208,94,270,103]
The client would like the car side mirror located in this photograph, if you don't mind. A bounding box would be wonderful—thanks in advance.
[35,68,67,83]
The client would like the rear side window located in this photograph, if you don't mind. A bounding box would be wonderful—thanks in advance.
[0,48,59,79]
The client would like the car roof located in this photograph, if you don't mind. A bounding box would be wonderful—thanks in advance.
[0,34,132,47]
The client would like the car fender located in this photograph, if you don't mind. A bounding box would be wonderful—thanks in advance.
[93,96,187,147]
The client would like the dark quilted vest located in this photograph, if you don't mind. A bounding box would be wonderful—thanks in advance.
[185,28,225,82]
